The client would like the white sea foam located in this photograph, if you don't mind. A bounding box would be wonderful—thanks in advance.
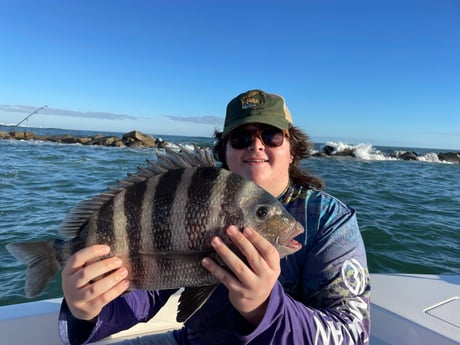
[323,142,390,161]
[320,141,458,164]
[418,152,441,163]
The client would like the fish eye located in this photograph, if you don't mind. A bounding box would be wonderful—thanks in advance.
[256,206,269,219]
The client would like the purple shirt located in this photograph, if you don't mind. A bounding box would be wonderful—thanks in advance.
[59,187,371,345]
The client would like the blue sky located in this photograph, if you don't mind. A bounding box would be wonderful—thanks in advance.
[0,0,459,150]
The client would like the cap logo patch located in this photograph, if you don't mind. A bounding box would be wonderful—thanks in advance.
[241,90,264,110]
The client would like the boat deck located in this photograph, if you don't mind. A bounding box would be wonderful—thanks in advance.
[370,274,460,345]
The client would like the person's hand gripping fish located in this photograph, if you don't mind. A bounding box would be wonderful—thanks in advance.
[202,225,281,325]
[61,245,130,322]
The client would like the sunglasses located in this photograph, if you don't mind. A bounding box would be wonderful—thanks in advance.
[228,126,288,150]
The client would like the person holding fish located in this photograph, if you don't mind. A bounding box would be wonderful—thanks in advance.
[54,89,371,344]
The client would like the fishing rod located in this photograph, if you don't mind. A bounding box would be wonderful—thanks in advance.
[14,105,48,128]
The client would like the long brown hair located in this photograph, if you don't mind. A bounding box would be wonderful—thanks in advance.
[213,125,324,190]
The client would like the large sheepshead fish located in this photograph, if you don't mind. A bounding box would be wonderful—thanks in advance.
[6,145,304,322]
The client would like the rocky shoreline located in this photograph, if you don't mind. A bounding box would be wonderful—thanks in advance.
[314,144,460,163]
[0,129,169,148]
[1,129,459,163]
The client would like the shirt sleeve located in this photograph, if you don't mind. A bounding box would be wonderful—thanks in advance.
[228,191,371,344]
[58,288,178,345]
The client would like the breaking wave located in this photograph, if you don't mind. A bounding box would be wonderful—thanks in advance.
[315,142,457,164]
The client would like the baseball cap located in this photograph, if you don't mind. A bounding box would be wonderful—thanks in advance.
[222,89,293,137]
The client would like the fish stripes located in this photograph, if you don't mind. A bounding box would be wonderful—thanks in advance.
[221,172,246,228]
[152,169,185,251]
[150,169,185,285]
[124,182,147,286]
[112,190,128,253]
[185,167,222,250]
[171,167,199,251]
[96,199,117,247]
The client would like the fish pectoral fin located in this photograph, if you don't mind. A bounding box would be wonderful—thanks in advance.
[177,285,218,323]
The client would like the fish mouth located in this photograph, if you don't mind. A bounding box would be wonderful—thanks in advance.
[276,221,304,255]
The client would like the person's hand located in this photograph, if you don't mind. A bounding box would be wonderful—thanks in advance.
[61,245,130,321]
[202,226,281,325]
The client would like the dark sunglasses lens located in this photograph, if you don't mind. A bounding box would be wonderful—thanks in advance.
[229,131,253,149]
[261,129,284,147]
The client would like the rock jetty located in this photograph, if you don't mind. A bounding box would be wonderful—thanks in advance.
[0,130,169,148]
[2,129,458,163]
[314,143,460,164]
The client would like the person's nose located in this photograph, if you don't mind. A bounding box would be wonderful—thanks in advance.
[248,135,265,151]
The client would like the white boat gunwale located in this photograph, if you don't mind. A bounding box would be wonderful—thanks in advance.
[1,273,459,345]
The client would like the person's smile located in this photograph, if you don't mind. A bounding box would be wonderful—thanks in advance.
[243,157,269,165]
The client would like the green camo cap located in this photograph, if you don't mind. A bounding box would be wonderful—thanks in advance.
[222,89,293,137]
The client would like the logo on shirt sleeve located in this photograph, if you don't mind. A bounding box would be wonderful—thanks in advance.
[341,259,367,296]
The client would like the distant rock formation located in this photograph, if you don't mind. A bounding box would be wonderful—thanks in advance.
[314,144,356,158]
[1,129,459,164]
[314,144,459,164]
[0,129,164,148]
[437,152,460,163]
[399,151,419,161]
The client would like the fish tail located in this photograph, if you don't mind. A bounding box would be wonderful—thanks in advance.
[6,240,61,298]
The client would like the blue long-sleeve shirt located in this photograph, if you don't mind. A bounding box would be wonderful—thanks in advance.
[59,187,371,345]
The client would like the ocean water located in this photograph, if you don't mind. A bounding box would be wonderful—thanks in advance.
[1,126,459,306]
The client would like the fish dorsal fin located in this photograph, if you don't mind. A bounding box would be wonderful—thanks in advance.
[140,145,215,177]
[58,193,116,238]
[166,144,216,168]
[177,285,218,322]
[58,145,216,238]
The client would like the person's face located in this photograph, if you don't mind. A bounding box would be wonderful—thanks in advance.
[225,124,293,197]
